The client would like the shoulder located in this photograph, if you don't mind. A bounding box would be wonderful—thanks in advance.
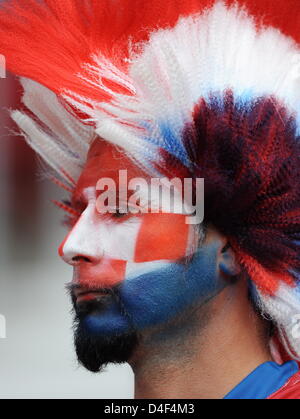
[268,371,300,399]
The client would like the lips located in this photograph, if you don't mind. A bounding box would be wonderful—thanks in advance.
[74,288,110,304]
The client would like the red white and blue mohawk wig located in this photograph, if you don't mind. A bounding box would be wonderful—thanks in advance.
[1,0,300,359]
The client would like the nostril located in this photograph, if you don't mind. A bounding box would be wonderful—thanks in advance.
[72,255,92,264]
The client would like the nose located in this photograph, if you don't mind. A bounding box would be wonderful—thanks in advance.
[58,204,103,265]
[58,205,127,287]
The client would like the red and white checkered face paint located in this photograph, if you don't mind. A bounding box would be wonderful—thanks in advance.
[59,140,195,290]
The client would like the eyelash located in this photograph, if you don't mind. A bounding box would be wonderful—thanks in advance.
[98,208,134,224]
[53,199,134,228]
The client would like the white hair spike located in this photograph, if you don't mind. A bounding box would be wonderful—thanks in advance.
[11,110,82,184]
[257,283,300,361]
[20,78,92,161]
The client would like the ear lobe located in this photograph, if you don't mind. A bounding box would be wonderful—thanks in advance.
[219,243,241,277]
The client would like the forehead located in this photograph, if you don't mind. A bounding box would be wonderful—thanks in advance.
[75,138,150,193]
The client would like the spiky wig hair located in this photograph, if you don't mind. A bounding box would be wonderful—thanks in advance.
[1,0,300,359]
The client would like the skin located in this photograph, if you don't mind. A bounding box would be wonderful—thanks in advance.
[59,138,272,399]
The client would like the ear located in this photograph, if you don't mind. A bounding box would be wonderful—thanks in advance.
[218,242,241,278]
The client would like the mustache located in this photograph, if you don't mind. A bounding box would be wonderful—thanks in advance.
[65,282,120,303]
[65,282,116,295]
[65,282,123,316]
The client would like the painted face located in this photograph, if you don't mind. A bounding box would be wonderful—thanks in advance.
[59,139,226,336]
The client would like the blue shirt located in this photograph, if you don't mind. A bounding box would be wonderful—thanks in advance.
[224,361,299,399]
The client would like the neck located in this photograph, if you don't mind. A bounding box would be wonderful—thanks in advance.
[130,283,272,399]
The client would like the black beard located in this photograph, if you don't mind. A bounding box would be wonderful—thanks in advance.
[71,290,138,373]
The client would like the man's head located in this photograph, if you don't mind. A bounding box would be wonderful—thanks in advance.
[59,139,241,372]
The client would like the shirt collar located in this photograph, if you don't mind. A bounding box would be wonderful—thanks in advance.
[224,361,299,399]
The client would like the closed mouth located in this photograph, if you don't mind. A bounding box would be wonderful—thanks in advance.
[74,288,110,303]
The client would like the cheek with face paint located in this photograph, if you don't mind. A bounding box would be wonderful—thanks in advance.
[120,241,227,331]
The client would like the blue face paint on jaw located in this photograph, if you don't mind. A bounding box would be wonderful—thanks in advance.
[84,303,130,335]
[82,239,227,336]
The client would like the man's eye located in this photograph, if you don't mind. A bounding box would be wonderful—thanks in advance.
[112,208,130,218]
[99,207,134,222]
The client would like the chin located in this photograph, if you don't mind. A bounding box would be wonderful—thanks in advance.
[73,308,138,373]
